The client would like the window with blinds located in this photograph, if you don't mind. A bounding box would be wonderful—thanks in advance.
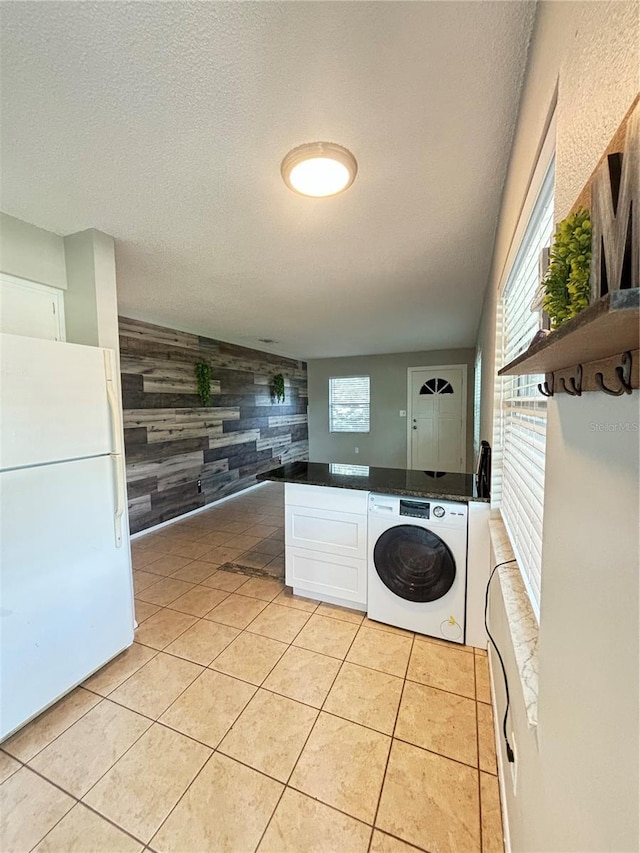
[473,348,482,459]
[329,376,370,433]
[494,162,555,614]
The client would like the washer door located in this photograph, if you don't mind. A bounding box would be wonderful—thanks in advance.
[373,524,456,602]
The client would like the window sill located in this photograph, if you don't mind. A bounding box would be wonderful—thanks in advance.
[489,515,540,731]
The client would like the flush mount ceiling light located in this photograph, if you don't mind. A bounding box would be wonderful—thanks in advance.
[281,142,357,198]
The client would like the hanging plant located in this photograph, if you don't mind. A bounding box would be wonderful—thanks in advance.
[542,207,592,328]
[194,361,212,406]
[272,373,285,403]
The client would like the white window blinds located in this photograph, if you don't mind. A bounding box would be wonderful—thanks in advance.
[495,162,555,614]
[329,376,370,433]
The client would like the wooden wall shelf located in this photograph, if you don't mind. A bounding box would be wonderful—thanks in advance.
[499,288,639,375]
[498,290,639,396]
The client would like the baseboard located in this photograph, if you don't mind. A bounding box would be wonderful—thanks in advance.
[488,648,512,853]
[130,481,269,539]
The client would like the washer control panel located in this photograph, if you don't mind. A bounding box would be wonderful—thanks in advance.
[432,505,446,518]
[399,500,431,519]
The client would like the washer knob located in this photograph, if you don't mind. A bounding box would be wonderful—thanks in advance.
[433,505,446,518]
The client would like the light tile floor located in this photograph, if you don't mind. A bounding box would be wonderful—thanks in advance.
[1,482,505,853]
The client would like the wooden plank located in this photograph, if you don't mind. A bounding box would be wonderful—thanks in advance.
[124,407,240,427]
[128,494,151,519]
[127,451,205,483]
[256,434,292,452]
[147,424,223,444]
[125,437,209,464]
[119,316,200,350]
[143,377,221,395]
[158,458,229,492]
[208,429,261,449]
[280,441,311,464]
[268,414,308,427]
[127,476,158,499]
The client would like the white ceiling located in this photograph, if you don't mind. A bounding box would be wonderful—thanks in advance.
[0,1,535,359]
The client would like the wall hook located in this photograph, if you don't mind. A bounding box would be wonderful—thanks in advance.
[560,364,583,396]
[538,372,554,397]
[595,351,633,396]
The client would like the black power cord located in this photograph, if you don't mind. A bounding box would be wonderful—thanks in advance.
[484,559,518,763]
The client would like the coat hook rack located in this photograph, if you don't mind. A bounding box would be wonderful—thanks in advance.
[595,350,634,396]
[560,363,583,396]
[538,373,554,397]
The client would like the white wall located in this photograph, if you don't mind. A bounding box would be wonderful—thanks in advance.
[477,3,639,851]
[0,212,67,290]
[308,348,475,470]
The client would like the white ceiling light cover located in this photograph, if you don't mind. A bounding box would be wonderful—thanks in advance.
[281,142,357,197]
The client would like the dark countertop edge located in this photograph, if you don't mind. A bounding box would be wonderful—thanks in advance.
[257,466,490,504]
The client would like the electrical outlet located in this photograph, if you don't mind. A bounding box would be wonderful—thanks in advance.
[399,410,407,417]
[354,447,359,454]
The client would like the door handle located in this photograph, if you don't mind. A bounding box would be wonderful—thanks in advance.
[111,453,125,548]
[104,350,124,548]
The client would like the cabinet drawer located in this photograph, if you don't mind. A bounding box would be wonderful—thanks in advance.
[285,546,367,606]
[286,505,367,559]
[285,483,369,514]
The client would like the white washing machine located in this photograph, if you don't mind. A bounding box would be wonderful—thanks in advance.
[367,494,468,643]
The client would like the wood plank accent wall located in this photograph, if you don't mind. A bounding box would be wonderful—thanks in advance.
[119,317,308,533]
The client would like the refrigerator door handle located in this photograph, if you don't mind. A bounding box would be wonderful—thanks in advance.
[111,452,125,548]
[104,349,123,456]
[104,350,125,548]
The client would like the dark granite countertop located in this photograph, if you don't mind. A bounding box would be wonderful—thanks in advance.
[258,461,489,503]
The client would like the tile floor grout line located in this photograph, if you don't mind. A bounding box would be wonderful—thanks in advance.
[19,742,152,852]
[258,782,379,853]
[282,617,364,792]
[69,706,212,844]
[82,647,161,699]
[3,689,108,768]
[251,775,289,852]
[368,632,416,852]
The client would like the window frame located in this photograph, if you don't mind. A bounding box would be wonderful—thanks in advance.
[493,114,556,619]
[328,375,371,434]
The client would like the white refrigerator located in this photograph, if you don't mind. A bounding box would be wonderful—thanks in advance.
[0,333,134,740]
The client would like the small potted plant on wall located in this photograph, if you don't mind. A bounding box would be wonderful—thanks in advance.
[543,207,592,328]
[194,361,212,406]
[272,373,285,403]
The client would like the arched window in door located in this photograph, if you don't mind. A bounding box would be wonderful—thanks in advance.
[419,377,454,395]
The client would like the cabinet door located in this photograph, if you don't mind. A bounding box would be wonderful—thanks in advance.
[286,546,367,607]
[0,274,65,341]
[286,505,367,559]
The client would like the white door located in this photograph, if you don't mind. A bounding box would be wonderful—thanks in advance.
[0,274,65,341]
[408,365,467,472]
[0,456,134,739]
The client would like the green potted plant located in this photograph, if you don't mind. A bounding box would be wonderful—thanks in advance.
[194,361,212,406]
[543,207,592,328]
[272,373,285,403]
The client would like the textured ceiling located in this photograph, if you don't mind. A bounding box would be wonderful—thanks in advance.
[0,1,535,359]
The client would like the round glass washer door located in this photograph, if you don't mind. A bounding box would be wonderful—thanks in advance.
[373,524,456,602]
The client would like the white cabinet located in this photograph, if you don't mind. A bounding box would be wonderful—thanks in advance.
[285,484,368,609]
[0,273,66,341]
